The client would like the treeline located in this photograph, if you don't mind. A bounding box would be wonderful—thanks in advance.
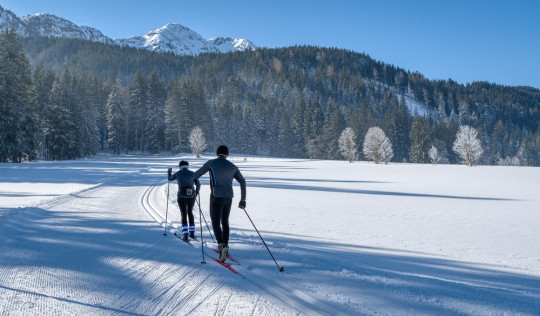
[2,30,539,165]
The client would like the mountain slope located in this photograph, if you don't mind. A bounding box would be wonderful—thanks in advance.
[0,4,256,55]
[21,13,113,44]
[0,5,27,35]
[116,23,218,55]
[210,36,257,53]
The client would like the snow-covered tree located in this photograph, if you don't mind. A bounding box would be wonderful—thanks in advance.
[127,71,147,152]
[145,72,166,154]
[0,28,36,162]
[45,69,78,160]
[453,125,483,166]
[321,100,346,159]
[304,99,324,159]
[77,76,101,157]
[338,127,358,162]
[409,115,429,163]
[428,145,441,165]
[363,127,393,164]
[107,82,127,154]
[189,126,207,158]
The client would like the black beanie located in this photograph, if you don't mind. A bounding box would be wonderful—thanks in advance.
[179,160,189,167]
[216,145,229,156]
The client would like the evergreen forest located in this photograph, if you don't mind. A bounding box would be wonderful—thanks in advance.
[2,29,539,165]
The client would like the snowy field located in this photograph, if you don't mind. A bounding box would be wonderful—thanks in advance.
[1,153,539,315]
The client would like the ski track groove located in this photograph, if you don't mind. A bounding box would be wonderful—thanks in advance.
[141,175,342,316]
[143,262,195,314]
[1,173,154,315]
[1,166,332,315]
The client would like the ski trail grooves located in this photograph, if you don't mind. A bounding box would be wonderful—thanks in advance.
[140,177,168,227]
[140,178,344,316]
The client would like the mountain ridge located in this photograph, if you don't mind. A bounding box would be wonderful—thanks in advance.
[0,4,256,55]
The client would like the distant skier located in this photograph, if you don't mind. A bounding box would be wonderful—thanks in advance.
[168,160,200,242]
[194,145,246,262]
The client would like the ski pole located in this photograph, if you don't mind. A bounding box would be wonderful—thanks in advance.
[242,207,284,272]
[198,194,206,264]
[163,177,170,236]
[196,194,215,243]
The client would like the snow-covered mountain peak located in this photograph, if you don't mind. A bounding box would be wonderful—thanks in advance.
[0,4,256,55]
[209,36,256,53]
[142,23,215,55]
[20,12,113,44]
[0,5,27,35]
[115,22,257,55]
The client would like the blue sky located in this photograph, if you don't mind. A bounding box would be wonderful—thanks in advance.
[2,0,539,89]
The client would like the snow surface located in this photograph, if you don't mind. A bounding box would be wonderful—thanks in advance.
[1,153,539,315]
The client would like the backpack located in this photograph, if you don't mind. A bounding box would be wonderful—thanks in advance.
[178,169,196,198]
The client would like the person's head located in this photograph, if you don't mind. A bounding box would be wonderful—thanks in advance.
[179,160,189,168]
[216,145,229,157]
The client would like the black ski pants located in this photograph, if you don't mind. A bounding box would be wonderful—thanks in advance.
[177,196,195,227]
[209,196,232,245]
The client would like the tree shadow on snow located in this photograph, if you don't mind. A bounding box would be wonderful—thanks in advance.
[0,206,223,315]
[224,228,540,315]
[245,176,517,201]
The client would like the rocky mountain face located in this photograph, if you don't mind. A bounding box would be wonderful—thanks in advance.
[0,5,256,55]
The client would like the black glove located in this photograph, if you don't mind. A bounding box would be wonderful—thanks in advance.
[238,200,246,209]
[167,168,172,174]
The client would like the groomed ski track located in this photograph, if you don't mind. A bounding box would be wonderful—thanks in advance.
[140,175,343,316]
[0,164,339,315]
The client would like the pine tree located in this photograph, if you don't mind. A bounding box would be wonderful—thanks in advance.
[45,69,78,160]
[127,70,147,152]
[383,93,411,162]
[277,110,294,157]
[304,99,324,159]
[409,116,430,163]
[32,65,55,159]
[145,72,166,153]
[290,100,306,157]
[0,28,36,162]
[321,99,346,159]
[107,82,127,154]
[165,78,188,153]
[190,81,213,140]
[77,76,101,157]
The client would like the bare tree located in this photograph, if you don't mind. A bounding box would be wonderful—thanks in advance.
[429,145,441,165]
[363,127,393,164]
[338,127,358,162]
[452,125,483,166]
[189,126,206,158]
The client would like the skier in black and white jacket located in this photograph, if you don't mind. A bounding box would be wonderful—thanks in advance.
[193,145,246,262]
[168,160,200,242]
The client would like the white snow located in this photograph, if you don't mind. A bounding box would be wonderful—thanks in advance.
[0,6,256,56]
[209,37,256,53]
[1,154,539,315]
[114,23,257,55]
